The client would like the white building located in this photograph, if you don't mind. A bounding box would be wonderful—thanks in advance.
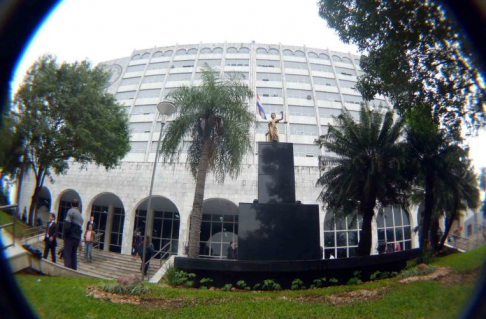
[19,42,421,259]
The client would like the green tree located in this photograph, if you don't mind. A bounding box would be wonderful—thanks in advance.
[318,0,485,134]
[160,66,254,258]
[12,55,130,224]
[316,106,409,256]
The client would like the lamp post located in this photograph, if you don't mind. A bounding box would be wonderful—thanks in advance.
[141,101,176,280]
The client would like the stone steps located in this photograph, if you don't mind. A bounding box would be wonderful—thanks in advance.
[31,239,159,280]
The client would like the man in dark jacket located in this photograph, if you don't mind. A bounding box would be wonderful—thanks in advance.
[63,199,83,270]
[43,213,58,262]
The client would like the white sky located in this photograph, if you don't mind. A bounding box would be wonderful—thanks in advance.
[9,0,486,171]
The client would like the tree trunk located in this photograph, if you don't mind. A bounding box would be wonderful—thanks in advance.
[28,168,45,226]
[438,212,456,250]
[357,195,377,256]
[419,173,435,253]
[430,217,440,251]
[187,141,211,258]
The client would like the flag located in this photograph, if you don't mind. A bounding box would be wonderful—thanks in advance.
[256,95,267,120]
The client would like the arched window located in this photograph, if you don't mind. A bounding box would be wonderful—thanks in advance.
[332,55,342,62]
[342,57,352,64]
[131,54,141,60]
[227,47,238,53]
[176,49,186,55]
[354,59,360,65]
[163,50,173,57]
[187,48,198,55]
[294,50,305,57]
[200,48,211,53]
[153,51,163,57]
[323,211,362,258]
[141,53,151,59]
[239,47,250,53]
[283,49,294,56]
[212,47,223,53]
[256,48,268,54]
[318,53,330,60]
[308,52,319,58]
[268,48,279,55]
[376,206,412,252]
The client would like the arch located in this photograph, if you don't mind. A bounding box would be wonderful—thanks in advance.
[376,206,412,252]
[318,53,330,60]
[176,49,186,55]
[308,52,319,59]
[87,192,126,253]
[282,49,294,56]
[163,50,173,57]
[153,51,163,57]
[256,48,268,54]
[332,55,342,62]
[187,48,198,55]
[131,54,141,60]
[212,47,223,53]
[268,48,279,55]
[354,58,360,65]
[56,189,83,239]
[35,186,51,226]
[199,198,239,258]
[342,57,352,64]
[133,196,180,256]
[226,47,238,53]
[200,47,211,53]
[239,47,250,53]
[141,52,151,59]
[294,50,305,57]
[323,210,362,259]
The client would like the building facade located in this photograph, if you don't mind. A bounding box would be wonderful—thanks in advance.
[19,42,422,259]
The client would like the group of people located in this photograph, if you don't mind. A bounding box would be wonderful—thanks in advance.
[42,199,97,270]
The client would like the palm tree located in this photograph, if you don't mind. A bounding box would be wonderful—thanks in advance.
[159,66,254,258]
[316,105,410,256]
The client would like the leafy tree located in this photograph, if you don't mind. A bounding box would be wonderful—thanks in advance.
[316,106,409,256]
[12,55,130,224]
[160,66,254,258]
[318,0,485,134]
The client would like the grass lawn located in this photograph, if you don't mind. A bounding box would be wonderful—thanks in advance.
[14,245,486,318]
[0,210,31,238]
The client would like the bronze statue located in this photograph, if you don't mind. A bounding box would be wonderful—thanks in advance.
[266,111,285,142]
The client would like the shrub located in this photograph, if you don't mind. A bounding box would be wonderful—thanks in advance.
[253,283,261,290]
[236,280,250,290]
[98,283,149,295]
[291,278,306,290]
[329,278,339,285]
[397,265,435,279]
[199,278,214,289]
[262,279,282,291]
[163,266,196,287]
[370,271,394,280]
[347,270,362,285]
[222,284,233,291]
[310,277,327,289]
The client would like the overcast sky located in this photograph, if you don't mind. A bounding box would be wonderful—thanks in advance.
[10,0,485,170]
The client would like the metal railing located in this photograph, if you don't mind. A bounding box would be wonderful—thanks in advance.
[142,242,172,279]
[442,233,471,251]
[93,232,104,250]
[20,225,47,245]
[0,204,18,250]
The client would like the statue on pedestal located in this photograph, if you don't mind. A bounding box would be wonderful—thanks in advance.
[266,111,285,142]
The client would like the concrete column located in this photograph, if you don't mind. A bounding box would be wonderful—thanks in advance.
[103,205,114,251]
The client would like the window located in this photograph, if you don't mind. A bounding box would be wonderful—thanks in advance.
[147,62,169,70]
[141,53,150,59]
[224,72,249,80]
[318,53,330,60]
[256,72,282,82]
[308,52,318,59]
[335,67,357,77]
[288,105,315,117]
[255,122,286,133]
[294,144,320,157]
[200,48,211,53]
[129,122,152,133]
[257,87,282,97]
[332,55,342,62]
[256,59,280,68]
[324,211,362,258]
[319,108,342,118]
[283,49,294,56]
[131,54,141,60]
[226,47,238,53]
[294,50,305,57]
[269,48,279,55]
[254,104,283,116]
[321,125,328,135]
[342,94,363,105]
[256,48,268,54]
[212,47,223,53]
[153,51,163,57]
[290,124,318,136]
[354,59,360,65]
[163,50,173,57]
[376,206,412,251]
[130,141,147,153]
[131,104,156,115]
[120,77,141,86]
[316,92,341,102]
[115,91,136,100]
[287,89,312,99]
[187,48,198,55]
[198,59,221,67]
[137,89,161,98]
[285,74,311,84]
[313,77,337,86]
[310,64,333,72]
[167,73,192,82]
[176,49,186,55]
[172,60,195,68]
[200,210,238,258]
[342,57,352,64]
[339,80,357,89]
[284,61,307,70]
[142,75,165,84]
[225,59,249,66]
[126,65,145,73]
[181,141,192,153]
[239,47,250,53]
[134,208,180,255]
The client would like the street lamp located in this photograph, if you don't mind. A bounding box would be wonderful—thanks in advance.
[141,101,176,280]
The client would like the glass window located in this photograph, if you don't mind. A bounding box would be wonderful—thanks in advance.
[200,48,211,53]
[176,49,186,55]
[129,122,152,133]
[316,91,341,102]
[256,59,280,68]
[269,48,279,55]
[290,124,318,136]
[310,64,333,72]
[332,55,342,62]
[141,53,150,59]
[131,104,156,115]
[147,62,169,70]
[163,50,173,57]
[256,87,282,97]
[285,74,311,83]
[308,52,318,58]
[212,47,223,53]
[257,72,282,82]
[187,48,198,55]
[354,59,360,65]
[223,72,249,80]
[284,61,307,70]
[256,48,268,54]
[342,57,352,64]
[120,77,141,86]
[131,54,141,60]
[294,144,320,157]
[287,89,313,99]
[126,65,145,73]
[254,104,283,117]
[226,47,238,53]
[319,108,342,118]
[335,67,357,77]
[321,125,328,135]
[255,122,286,133]
[339,80,357,89]
[142,75,165,83]
[313,77,337,86]
[153,51,163,57]
[225,59,250,66]
[294,50,305,57]
[198,59,221,67]
[319,53,330,60]
[239,47,250,53]
[167,73,192,82]
[288,105,315,117]
[376,206,412,252]
[138,89,161,99]
[130,141,147,153]
[134,208,180,255]
[172,60,195,68]
[115,91,136,100]
[323,211,362,258]
[342,94,363,105]
[283,49,294,56]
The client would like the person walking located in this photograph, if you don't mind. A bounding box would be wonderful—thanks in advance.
[83,224,96,262]
[133,230,142,257]
[63,199,83,270]
[140,235,154,276]
[43,213,58,262]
